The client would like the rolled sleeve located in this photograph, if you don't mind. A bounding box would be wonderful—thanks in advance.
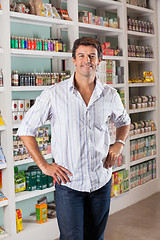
[110,90,130,128]
[18,89,52,137]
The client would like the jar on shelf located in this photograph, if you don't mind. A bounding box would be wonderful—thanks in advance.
[135,20,139,31]
[128,18,132,30]
[131,19,135,31]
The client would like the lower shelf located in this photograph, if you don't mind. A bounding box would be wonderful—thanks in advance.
[0,200,8,208]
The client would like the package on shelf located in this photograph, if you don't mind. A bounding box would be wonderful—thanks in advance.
[0,111,5,125]
[0,147,6,164]
[127,0,147,8]
[25,166,54,191]
[14,167,26,193]
[111,169,129,198]
[112,154,124,169]
[130,159,156,189]
[130,120,156,136]
[16,209,23,233]
[128,71,154,84]
[36,203,47,224]
[129,95,156,110]
[0,191,8,201]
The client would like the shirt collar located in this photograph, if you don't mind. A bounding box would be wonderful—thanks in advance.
[68,73,105,97]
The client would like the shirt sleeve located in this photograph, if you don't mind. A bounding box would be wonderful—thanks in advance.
[17,89,52,136]
[110,90,131,128]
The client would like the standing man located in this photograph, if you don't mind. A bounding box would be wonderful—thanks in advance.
[18,37,130,240]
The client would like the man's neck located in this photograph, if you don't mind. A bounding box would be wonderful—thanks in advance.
[74,72,96,92]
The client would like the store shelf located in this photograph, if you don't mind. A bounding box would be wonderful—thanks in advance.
[126,3,154,14]
[0,87,4,92]
[15,186,55,202]
[111,83,124,88]
[127,30,155,38]
[0,48,3,54]
[11,49,72,59]
[78,0,122,9]
[130,131,157,140]
[12,120,50,129]
[129,83,155,87]
[14,154,52,166]
[10,11,74,27]
[0,199,9,208]
[102,55,124,61]
[12,86,50,92]
[78,22,123,35]
[0,163,7,170]
[112,164,127,173]
[129,107,156,114]
[128,57,155,62]
[130,154,156,167]
[0,125,5,131]
[111,191,129,201]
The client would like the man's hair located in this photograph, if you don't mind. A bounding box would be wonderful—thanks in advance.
[72,37,103,60]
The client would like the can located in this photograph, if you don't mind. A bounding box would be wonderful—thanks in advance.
[44,40,48,51]
[21,38,25,49]
[27,38,31,50]
[34,39,37,50]
[31,38,34,50]
[24,38,28,49]
[12,112,18,124]
[15,37,18,49]
[24,100,30,111]
[37,39,40,50]
[12,100,18,112]
[18,100,24,112]
[17,112,24,124]
[18,37,21,49]
[11,36,15,48]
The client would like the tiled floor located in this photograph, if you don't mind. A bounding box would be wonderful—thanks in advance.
[104,192,160,240]
[56,192,160,240]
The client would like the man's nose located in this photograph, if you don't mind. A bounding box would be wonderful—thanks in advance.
[84,55,91,63]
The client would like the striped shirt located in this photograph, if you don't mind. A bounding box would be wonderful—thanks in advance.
[18,74,130,192]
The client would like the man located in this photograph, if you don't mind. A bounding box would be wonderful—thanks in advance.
[18,37,130,240]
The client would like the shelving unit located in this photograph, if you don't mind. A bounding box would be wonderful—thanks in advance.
[0,0,159,239]
[0,163,7,170]
[14,154,52,166]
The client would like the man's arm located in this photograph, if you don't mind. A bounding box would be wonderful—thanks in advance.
[104,125,130,169]
[20,136,72,184]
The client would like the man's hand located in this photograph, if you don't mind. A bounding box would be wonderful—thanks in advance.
[104,142,123,169]
[42,162,73,185]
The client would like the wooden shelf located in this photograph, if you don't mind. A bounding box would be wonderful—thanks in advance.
[12,120,50,129]
[102,55,124,61]
[126,3,154,14]
[0,163,7,170]
[10,11,74,27]
[0,125,5,131]
[128,57,155,62]
[112,164,127,173]
[129,83,155,87]
[130,154,156,167]
[78,0,122,9]
[14,154,52,166]
[127,30,155,38]
[129,107,156,114]
[15,186,55,202]
[130,131,157,140]
[12,86,50,91]
[11,49,72,59]
[0,199,8,208]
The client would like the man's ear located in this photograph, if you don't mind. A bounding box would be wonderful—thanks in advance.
[72,57,76,66]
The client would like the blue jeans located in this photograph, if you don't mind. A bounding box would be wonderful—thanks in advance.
[55,178,112,240]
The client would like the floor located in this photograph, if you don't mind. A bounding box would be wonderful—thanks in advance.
[104,192,160,240]
[56,192,160,240]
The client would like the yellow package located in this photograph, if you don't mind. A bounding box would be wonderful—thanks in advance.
[16,209,23,233]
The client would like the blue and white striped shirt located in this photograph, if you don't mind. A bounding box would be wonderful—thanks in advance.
[18,74,130,192]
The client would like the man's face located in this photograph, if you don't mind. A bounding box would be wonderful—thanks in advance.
[73,45,101,78]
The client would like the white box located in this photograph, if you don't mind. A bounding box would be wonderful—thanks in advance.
[12,100,18,112]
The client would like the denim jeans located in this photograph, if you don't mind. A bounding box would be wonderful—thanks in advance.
[55,178,112,240]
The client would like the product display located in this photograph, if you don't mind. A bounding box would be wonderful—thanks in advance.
[0,147,6,165]
[129,95,156,110]
[128,71,154,83]
[112,154,124,169]
[128,45,154,58]
[111,170,129,198]
[130,120,156,136]
[126,0,147,8]
[128,18,154,34]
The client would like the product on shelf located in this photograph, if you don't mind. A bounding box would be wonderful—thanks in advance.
[111,170,129,198]
[128,45,153,58]
[0,147,6,164]
[0,191,8,201]
[130,159,156,189]
[36,203,47,224]
[16,209,23,233]
[101,42,122,57]
[130,135,156,162]
[126,0,147,8]
[130,120,156,136]
[0,69,3,87]
[0,170,2,189]
[11,71,71,86]
[14,167,26,193]
[0,111,5,125]
[129,95,156,110]
[128,18,154,34]
[112,154,124,169]
[11,36,67,52]
[13,127,51,161]
[128,71,154,83]
[78,10,119,28]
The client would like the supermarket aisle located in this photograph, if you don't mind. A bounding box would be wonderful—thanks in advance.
[104,192,160,240]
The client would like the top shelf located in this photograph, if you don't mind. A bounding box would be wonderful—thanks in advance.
[10,12,74,27]
[126,4,154,15]
[78,0,122,9]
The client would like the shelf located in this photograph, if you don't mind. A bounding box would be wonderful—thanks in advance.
[78,22,123,36]
[130,131,157,140]
[12,120,50,129]
[102,55,124,61]
[11,49,72,59]
[78,0,122,9]
[126,3,154,14]
[10,11,74,27]
[127,30,155,38]
[129,107,156,114]
[0,163,7,170]
[110,83,124,88]
[12,86,50,92]
[112,165,127,173]
[15,186,55,202]
[0,199,9,208]
[130,154,156,167]
[0,87,4,92]
[0,48,3,54]
[128,57,155,62]
[14,154,52,166]
[129,83,155,87]
[0,125,5,131]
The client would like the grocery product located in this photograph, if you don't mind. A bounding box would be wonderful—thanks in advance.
[36,203,47,224]
[16,209,23,233]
